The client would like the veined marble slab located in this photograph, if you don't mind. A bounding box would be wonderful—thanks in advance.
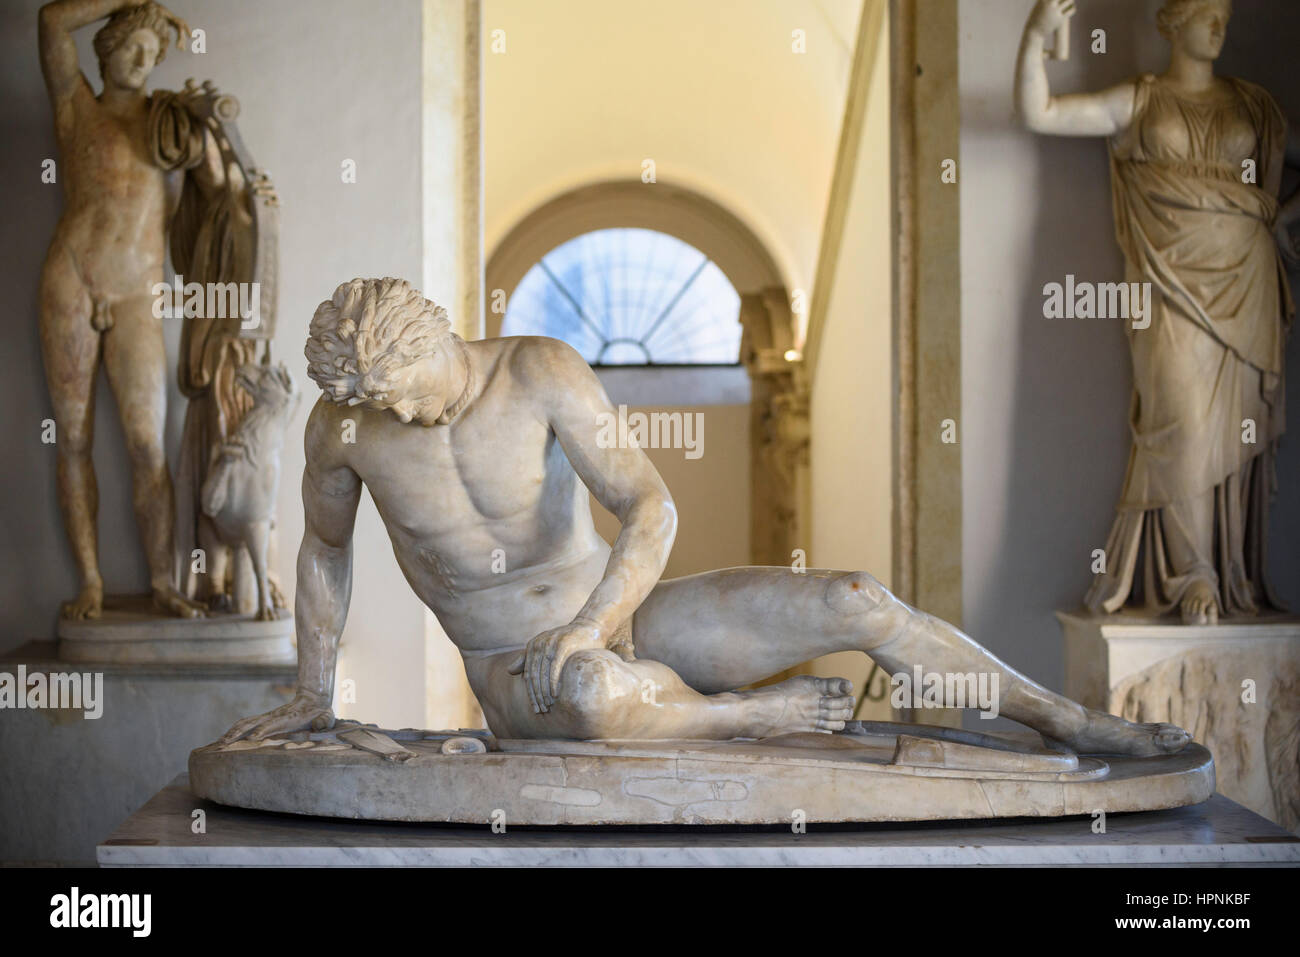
[97,775,1300,867]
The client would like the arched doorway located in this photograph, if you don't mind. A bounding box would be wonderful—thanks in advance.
[486,181,810,570]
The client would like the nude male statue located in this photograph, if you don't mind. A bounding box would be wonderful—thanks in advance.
[222,277,1192,753]
[38,0,205,619]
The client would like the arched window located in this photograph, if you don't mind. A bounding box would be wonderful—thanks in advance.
[501,227,741,365]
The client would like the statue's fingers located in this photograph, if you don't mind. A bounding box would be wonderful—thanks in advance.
[532,646,550,713]
[247,711,293,742]
[254,712,295,739]
[543,643,560,705]
[525,648,542,714]
[520,649,535,710]
[506,653,524,675]
[218,716,257,745]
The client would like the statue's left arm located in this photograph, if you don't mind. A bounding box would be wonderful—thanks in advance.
[507,338,678,713]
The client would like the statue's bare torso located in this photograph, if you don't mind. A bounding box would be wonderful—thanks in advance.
[310,337,612,653]
[48,84,174,297]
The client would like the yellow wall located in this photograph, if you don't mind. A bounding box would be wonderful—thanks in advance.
[483,0,862,325]
[590,404,752,577]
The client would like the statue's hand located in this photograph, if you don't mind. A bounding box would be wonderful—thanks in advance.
[1028,0,1076,38]
[507,620,606,714]
[217,693,334,746]
[1276,220,1300,271]
[151,2,191,52]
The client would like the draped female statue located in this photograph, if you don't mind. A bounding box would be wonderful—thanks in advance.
[1016,0,1299,624]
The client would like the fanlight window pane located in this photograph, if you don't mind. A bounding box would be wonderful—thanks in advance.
[502,228,742,365]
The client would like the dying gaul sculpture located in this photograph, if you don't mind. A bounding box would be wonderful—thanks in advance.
[38,0,284,622]
[219,278,1191,757]
[1017,0,1299,625]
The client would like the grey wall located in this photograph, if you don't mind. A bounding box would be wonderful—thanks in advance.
[0,1,424,662]
[0,659,292,865]
[959,0,1300,700]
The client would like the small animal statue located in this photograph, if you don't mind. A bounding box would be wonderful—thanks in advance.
[200,362,299,620]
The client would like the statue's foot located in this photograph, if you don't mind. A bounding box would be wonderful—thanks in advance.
[1179,581,1219,626]
[751,676,855,736]
[1060,709,1191,757]
[207,592,235,613]
[61,582,103,621]
[255,603,278,622]
[152,585,207,619]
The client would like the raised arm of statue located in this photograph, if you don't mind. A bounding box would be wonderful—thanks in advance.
[505,339,678,714]
[39,0,127,101]
[217,400,359,744]
[1015,0,1136,137]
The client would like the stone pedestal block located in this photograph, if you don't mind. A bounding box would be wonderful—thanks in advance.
[1060,610,1300,832]
[0,642,294,864]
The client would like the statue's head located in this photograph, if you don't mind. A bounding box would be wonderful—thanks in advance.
[306,278,460,426]
[93,2,175,90]
[1157,0,1231,61]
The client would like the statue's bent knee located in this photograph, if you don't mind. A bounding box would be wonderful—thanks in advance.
[823,570,886,616]
[556,649,640,739]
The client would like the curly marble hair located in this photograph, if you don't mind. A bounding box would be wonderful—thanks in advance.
[1157,0,1232,39]
[93,2,176,74]
[305,278,453,407]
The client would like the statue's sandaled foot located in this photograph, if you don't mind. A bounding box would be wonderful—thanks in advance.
[750,676,855,736]
[1058,709,1191,757]
[152,585,207,619]
[1179,581,1219,627]
[255,603,279,622]
[61,581,103,620]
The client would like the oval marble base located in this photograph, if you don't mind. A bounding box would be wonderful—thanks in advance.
[57,594,295,665]
[188,723,1215,826]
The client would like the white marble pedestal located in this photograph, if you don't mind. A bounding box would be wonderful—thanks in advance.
[1059,610,1300,833]
[56,595,296,665]
[98,774,1300,866]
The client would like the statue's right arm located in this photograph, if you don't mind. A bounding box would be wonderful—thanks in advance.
[1015,0,1135,137]
[294,403,362,706]
[216,401,360,745]
[38,0,139,103]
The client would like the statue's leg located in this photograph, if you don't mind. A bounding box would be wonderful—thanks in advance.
[196,516,231,609]
[1161,491,1221,625]
[244,522,275,621]
[468,648,854,741]
[39,250,103,620]
[631,567,1190,756]
[101,295,204,618]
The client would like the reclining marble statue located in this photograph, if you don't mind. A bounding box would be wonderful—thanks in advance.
[211,277,1203,759]
[38,1,294,649]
